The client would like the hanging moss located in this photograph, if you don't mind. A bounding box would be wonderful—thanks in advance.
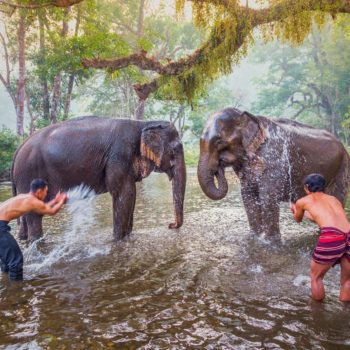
[166,0,346,102]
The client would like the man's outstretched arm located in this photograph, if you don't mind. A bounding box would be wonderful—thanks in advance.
[31,195,67,216]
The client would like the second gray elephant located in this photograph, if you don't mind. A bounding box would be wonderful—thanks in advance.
[198,108,350,235]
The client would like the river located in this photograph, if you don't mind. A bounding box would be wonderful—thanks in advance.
[0,171,349,349]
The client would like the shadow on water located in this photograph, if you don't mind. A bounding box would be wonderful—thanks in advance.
[0,171,350,349]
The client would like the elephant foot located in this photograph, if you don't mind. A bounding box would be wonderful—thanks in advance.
[27,233,44,243]
[113,229,131,241]
[261,228,281,237]
[18,225,28,241]
[261,232,282,245]
[18,233,28,241]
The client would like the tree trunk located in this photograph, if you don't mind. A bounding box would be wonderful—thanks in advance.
[63,7,80,120]
[38,12,50,120]
[50,8,69,124]
[0,31,17,112]
[135,98,145,120]
[137,0,145,37]
[50,75,61,124]
[63,74,75,120]
[26,91,36,135]
[16,12,26,136]
[330,110,337,136]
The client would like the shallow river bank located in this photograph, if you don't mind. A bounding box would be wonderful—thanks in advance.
[1,172,350,349]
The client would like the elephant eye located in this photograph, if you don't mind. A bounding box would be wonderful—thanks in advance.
[216,139,227,147]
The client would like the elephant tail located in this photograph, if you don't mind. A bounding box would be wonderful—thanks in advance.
[335,151,350,205]
[345,153,350,196]
[11,151,17,197]
[10,149,19,225]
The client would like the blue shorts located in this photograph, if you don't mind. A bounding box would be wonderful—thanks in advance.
[0,220,23,280]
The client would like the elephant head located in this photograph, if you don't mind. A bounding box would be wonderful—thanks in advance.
[140,122,186,228]
[198,108,267,200]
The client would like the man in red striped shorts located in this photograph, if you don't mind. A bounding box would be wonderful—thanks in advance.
[291,173,350,302]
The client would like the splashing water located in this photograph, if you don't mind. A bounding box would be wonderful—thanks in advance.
[65,184,97,211]
[270,127,293,202]
[24,184,110,276]
[293,274,310,287]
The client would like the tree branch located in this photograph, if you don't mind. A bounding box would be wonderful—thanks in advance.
[0,0,84,9]
[82,0,350,100]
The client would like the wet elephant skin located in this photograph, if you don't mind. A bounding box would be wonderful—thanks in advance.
[198,108,350,235]
[12,117,186,241]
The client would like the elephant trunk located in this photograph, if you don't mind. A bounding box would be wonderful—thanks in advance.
[169,146,186,229]
[198,153,228,200]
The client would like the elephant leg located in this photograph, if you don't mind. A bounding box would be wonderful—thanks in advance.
[241,183,264,235]
[26,213,44,242]
[111,181,136,240]
[259,194,281,236]
[18,216,28,241]
[126,188,136,235]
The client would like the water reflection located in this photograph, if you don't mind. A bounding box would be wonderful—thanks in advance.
[0,172,350,349]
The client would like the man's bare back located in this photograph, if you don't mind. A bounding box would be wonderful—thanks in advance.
[293,192,350,233]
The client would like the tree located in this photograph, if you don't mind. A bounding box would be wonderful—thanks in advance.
[251,15,350,138]
[77,1,203,120]
[0,0,84,11]
[0,127,19,179]
[0,9,31,136]
[82,0,350,109]
[188,76,246,137]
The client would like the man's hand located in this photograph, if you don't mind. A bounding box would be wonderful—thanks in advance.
[291,199,305,223]
[56,192,68,203]
[52,192,68,204]
[290,202,296,214]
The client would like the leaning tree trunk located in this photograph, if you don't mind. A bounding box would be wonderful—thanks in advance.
[16,12,26,137]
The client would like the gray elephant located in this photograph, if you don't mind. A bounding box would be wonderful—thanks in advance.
[198,108,350,235]
[11,117,186,241]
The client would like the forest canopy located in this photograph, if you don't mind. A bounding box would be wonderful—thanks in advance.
[0,0,349,144]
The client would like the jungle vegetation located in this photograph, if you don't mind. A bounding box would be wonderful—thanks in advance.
[0,0,349,175]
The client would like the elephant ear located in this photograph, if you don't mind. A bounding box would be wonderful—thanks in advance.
[140,124,165,167]
[241,111,267,156]
[240,111,268,176]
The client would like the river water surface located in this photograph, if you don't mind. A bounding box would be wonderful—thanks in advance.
[0,172,350,349]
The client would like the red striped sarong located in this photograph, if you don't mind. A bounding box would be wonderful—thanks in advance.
[312,227,350,265]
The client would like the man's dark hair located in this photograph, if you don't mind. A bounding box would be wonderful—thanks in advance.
[303,173,326,193]
[30,179,48,192]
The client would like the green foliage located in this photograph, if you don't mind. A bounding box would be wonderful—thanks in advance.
[251,15,350,137]
[170,0,349,104]
[184,143,199,166]
[77,1,203,118]
[188,76,246,136]
[0,127,20,177]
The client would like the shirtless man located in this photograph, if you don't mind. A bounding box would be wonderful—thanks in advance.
[0,179,67,281]
[291,173,350,302]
